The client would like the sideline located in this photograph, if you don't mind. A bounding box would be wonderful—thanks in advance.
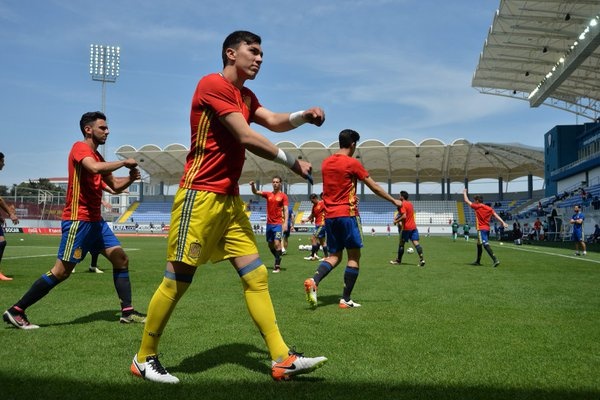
[4,248,141,260]
[501,243,600,264]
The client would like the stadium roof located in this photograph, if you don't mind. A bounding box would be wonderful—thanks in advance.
[472,0,600,120]
[115,139,544,186]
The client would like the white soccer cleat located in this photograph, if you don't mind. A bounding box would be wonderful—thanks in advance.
[339,299,361,309]
[271,350,328,381]
[130,354,180,384]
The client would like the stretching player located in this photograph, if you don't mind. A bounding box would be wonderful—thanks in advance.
[131,31,327,384]
[304,129,402,309]
[302,193,328,261]
[389,191,425,266]
[463,188,508,267]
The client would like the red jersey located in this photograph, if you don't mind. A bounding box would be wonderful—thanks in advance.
[182,73,261,195]
[321,153,369,218]
[399,200,417,230]
[62,141,104,221]
[261,191,288,225]
[470,202,494,231]
[311,200,326,226]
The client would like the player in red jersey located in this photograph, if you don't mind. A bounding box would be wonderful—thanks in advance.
[3,111,145,330]
[389,191,425,266]
[250,176,288,273]
[304,129,403,309]
[463,188,508,267]
[301,193,328,261]
[132,31,327,384]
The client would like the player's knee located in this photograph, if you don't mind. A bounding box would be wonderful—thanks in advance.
[0,240,6,250]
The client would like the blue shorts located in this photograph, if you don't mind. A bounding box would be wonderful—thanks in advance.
[572,229,583,242]
[313,225,326,240]
[265,224,283,243]
[57,220,120,263]
[401,229,419,242]
[325,216,363,254]
[477,229,490,245]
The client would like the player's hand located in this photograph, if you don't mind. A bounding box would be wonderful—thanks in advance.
[123,158,138,169]
[303,107,325,127]
[249,181,255,186]
[129,168,141,181]
[291,159,312,181]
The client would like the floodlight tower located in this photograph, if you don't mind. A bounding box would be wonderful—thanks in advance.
[89,44,120,158]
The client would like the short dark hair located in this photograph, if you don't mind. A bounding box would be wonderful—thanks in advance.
[222,31,261,67]
[310,193,318,200]
[474,195,484,203]
[272,175,282,182]
[0,152,4,160]
[400,191,409,200]
[338,129,360,149]
[79,111,106,135]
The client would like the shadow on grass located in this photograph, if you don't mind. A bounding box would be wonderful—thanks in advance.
[42,309,120,327]
[170,343,269,376]
[0,371,597,400]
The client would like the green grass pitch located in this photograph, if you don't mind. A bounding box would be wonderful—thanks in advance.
[0,232,598,400]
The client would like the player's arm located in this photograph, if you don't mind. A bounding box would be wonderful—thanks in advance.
[462,188,472,206]
[103,168,141,193]
[362,176,403,209]
[220,112,312,179]
[0,196,18,224]
[253,106,325,132]
[249,181,262,196]
[492,211,509,228]
[282,205,289,233]
[81,156,138,175]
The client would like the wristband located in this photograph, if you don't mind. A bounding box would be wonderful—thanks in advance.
[289,110,306,128]
[273,148,296,169]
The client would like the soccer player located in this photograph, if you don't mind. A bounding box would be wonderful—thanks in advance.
[250,176,288,273]
[463,222,470,241]
[3,111,146,329]
[304,129,403,309]
[389,191,425,267]
[451,219,459,241]
[570,205,586,256]
[0,152,19,281]
[131,31,327,384]
[301,193,328,261]
[463,189,508,267]
[282,207,294,255]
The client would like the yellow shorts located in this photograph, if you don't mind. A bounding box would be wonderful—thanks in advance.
[166,188,258,266]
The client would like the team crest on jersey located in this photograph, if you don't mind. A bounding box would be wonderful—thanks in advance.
[188,241,202,259]
[73,248,83,260]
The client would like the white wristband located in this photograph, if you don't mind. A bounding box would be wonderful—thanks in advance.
[289,110,306,128]
[273,148,296,169]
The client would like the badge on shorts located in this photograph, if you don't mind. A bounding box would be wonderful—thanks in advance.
[73,248,83,260]
[189,241,201,259]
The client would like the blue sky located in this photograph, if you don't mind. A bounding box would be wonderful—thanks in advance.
[0,0,580,189]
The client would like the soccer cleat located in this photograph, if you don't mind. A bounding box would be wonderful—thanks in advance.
[339,299,361,308]
[389,259,401,265]
[271,350,327,381]
[89,266,104,274]
[0,272,13,281]
[273,267,281,273]
[419,259,426,267]
[492,259,500,268]
[574,252,581,256]
[3,310,39,330]
[470,261,481,266]
[304,278,318,307]
[131,354,180,384]
[120,310,147,324]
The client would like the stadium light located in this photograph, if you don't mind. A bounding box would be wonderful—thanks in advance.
[89,44,120,159]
